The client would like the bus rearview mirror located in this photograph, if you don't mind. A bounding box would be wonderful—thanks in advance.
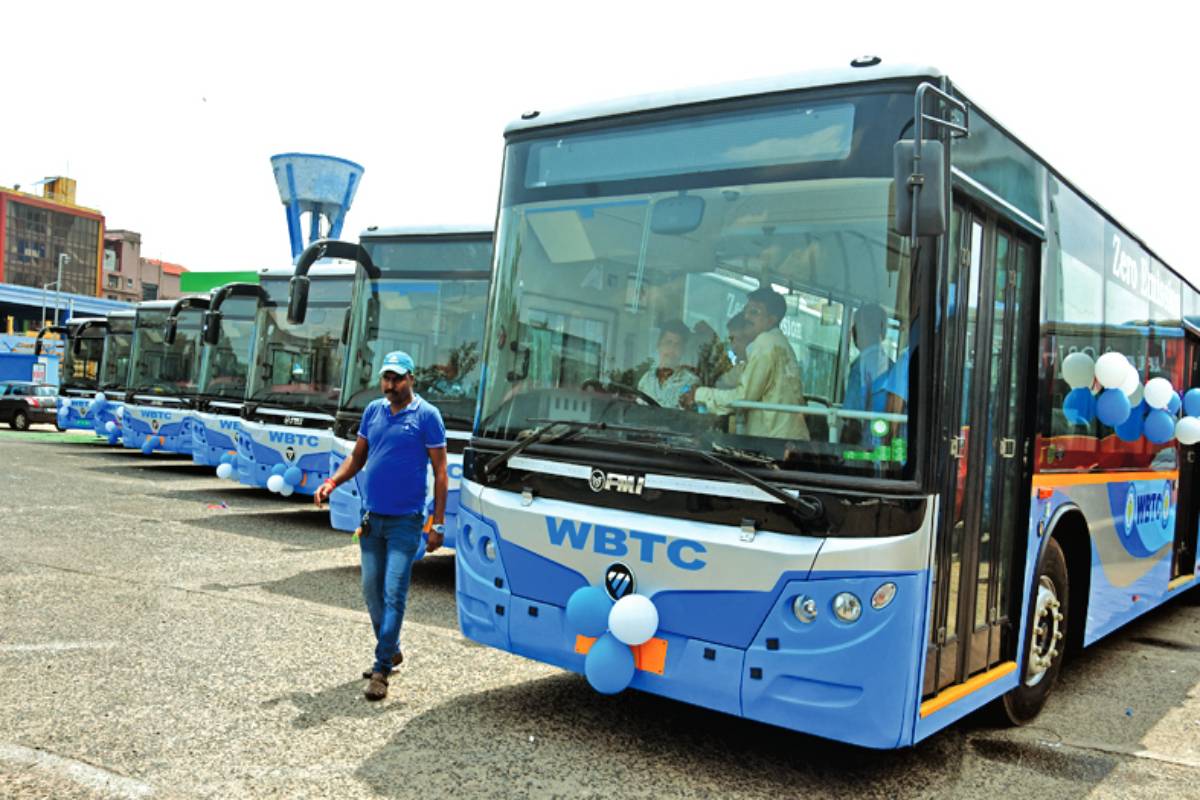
[163,317,179,345]
[203,310,222,345]
[288,276,310,325]
[892,140,946,237]
[650,195,705,235]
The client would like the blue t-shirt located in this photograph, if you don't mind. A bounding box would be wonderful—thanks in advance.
[358,395,447,516]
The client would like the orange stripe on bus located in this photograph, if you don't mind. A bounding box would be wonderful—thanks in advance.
[919,661,1016,718]
[1032,470,1178,488]
[575,634,668,675]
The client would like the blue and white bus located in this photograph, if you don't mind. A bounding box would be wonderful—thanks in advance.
[228,263,354,495]
[458,62,1200,748]
[35,317,107,433]
[180,283,265,468]
[89,309,135,443]
[312,227,492,536]
[120,298,208,455]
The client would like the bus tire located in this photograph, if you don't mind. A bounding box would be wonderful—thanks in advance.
[11,410,29,431]
[1001,537,1069,725]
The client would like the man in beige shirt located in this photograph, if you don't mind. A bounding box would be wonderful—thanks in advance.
[682,288,809,441]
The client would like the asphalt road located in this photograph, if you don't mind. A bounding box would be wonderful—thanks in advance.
[2,427,1199,799]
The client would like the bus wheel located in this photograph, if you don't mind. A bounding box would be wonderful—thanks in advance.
[1001,537,1069,725]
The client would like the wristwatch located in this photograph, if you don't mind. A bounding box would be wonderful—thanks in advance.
[430,523,446,536]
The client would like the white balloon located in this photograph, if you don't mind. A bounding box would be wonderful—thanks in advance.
[266,474,285,493]
[1095,352,1130,390]
[608,594,659,646]
[105,421,116,433]
[94,392,107,404]
[1061,352,1095,390]
[278,483,295,497]
[115,406,125,419]
[1176,417,1200,446]
[1119,364,1140,396]
[215,463,233,479]
[1144,377,1175,410]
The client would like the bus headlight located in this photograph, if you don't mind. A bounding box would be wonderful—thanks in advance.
[832,592,862,623]
[792,595,817,623]
[871,582,897,610]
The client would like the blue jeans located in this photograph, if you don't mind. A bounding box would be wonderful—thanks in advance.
[359,512,423,674]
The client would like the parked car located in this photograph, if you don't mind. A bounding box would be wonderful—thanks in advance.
[0,381,59,430]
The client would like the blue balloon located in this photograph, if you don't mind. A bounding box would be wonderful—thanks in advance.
[1116,400,1146,442]
[1167,392,1182,415]
[566,586,613,638]
[1063,388,1096,425]
[107,433,120,446]
[1145,409,1176,444]
[283,466,303,486]
[270,463,288,477]
[584,632,636,695]
[1096,389,1132,427]
[141,437,156,455]
[1185,388,1200,418]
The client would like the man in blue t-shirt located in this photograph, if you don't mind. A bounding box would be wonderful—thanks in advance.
[314,350,448,701]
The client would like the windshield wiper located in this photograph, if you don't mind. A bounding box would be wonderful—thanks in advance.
[481,420,620,478]
[603,433,823,525]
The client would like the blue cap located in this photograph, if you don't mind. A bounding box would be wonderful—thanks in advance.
[379,350,414,377]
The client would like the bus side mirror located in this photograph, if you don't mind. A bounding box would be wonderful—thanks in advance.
[287,276,310,325]
[163,317,179,345]
[203,310,222,345]
[340,307,352,345]
[72,337,84,356]
[893,140,946,237]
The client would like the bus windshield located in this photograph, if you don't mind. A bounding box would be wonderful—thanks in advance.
[99,317,133,392]
[129,307,204,396]
[478,91,920,480]
[197,294,258,401]
[341,237,491,427]
[62,329,105,392]
[246,276,351,413]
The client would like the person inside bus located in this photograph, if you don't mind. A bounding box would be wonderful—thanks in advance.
[682,287,810,440]
[840,303,893,445]
[636,319,696,408]
[715,312,752,389]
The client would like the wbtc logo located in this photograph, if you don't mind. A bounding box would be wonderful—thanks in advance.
[604,563,636,600]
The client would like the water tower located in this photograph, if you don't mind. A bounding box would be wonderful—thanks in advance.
[270,153,364,262]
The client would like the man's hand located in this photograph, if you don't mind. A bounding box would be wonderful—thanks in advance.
[426,530,444,554]
[679,386,697,409]
[313,479,335,507]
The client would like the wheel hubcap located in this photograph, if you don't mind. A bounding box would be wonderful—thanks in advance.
[1025,575,1063,687]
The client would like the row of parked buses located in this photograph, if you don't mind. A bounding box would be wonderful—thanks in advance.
[38,225,492,550]
[33,62,1200,750]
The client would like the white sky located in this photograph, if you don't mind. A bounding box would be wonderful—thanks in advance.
[4,1,1196,287]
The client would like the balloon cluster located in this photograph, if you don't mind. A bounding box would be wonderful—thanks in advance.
[1061,352,1200,445]
[216,452,236,479]
[86,392,108,419]
[565,586,660,694]
[266,463,304,496]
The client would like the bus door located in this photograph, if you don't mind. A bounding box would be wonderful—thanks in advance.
[923,203,1038,697]
[1171,324,1200,583]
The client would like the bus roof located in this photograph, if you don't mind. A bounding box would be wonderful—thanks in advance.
[133,299,179,312]
[505,62,942,134]
[258,262,356,279]
[360,225,492,239]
